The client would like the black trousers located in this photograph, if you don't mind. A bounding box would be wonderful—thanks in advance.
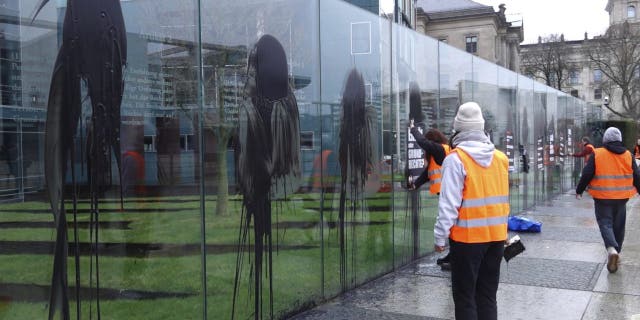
[594,199,627,253]
[450,239,504,320]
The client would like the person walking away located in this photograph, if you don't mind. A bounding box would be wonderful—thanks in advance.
[576,127,640,273]
[435,102,510,319]
[408,126,452,270]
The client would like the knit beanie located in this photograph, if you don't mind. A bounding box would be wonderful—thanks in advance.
[453,102,485,132]
[602,127,622,143]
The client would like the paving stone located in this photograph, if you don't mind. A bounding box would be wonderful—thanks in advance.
[594,263,640,296]
[525,205,594,217]
[516,226,603,243]
[333,274,455,319]
[499,257,602,291]
[497,283,592,320]
[409,255,603,291]
[517,239,606,263]
[292,305,444,320]
[582,293,640,320]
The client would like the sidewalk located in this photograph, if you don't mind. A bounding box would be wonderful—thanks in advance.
[293,193,640,320]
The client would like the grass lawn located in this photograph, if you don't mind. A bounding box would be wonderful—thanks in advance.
[0,189,438,319]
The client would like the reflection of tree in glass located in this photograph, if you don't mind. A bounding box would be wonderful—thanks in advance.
[338,69,378,291]
[31,0,127,318]
[232,35,301,320]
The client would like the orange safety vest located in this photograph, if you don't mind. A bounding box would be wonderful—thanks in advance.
[427,144,451,195]
[585,144,595,162]
[449,149,510,243]
[587,148,636,199]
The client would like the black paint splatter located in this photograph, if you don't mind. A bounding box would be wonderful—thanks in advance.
[233,35,301,320]
[338,69,378,291]
[32,0,127,318]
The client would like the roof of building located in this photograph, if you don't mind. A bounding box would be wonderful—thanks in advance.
[417,0,492,13]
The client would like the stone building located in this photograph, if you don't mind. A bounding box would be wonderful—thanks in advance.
[415,0,523,72]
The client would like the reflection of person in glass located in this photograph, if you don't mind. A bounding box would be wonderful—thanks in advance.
[435,102,509,320]
[575,127,640,273]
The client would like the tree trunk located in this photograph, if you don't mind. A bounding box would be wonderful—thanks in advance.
[215,132,229,216]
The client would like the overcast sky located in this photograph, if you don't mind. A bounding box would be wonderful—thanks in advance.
[473,0,610,44]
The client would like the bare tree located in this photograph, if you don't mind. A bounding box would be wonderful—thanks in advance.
[521,34,574,90]
[586,22,640,120]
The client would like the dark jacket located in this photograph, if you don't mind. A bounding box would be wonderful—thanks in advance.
[576,141,640,204]
[410,127,446,189]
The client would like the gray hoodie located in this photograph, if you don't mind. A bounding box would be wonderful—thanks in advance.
[434,130,498,247]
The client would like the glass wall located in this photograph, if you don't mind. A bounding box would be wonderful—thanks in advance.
[0,0,598,319]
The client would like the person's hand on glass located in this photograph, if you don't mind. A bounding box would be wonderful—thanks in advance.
[576,193,582,200]
[434,245,446,252]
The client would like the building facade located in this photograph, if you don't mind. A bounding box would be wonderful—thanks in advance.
[521,0,640,119]
[415,0,523,71]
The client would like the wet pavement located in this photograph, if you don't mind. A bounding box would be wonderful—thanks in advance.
[292,193,640,319]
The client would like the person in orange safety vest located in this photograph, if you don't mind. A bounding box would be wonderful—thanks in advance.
[576,127,640,273]
[572,136,595,163]
[409,128,450,195]
[408,126,452,270]
[435,102,509,320]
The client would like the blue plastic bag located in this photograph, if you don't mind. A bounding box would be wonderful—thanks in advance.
[508,216,542,233]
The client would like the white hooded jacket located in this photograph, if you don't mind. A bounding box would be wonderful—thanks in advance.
[435,130,496,247]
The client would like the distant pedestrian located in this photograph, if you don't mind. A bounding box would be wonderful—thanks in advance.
[572,136,595,162]
[634,139,640,160]
[576,127,640,273]
[407,125,452,270]
[435,102,510,319]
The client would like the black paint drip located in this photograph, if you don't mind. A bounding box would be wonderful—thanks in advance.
[33,0,127,319]
[232,34,301,320]
[338,69,378,291]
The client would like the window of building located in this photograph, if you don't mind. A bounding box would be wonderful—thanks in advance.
[570,89,579,97]
[629,5,636,18]
[144,136,156,152]
[569,70,580,85]
[593,69,603,83]
[594,88,602,100]
[300,131,314,150]
[465,35,478,54]
[180,134,195,151]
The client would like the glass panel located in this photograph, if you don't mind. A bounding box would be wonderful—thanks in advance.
[498,68,520,213]
[1,0,205,318]
[546,89,559,198]
[533,82,548,202]
[202,0,321,318]
[320,0,392,295]
[439,42,473,133]
[517,75,535,210]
